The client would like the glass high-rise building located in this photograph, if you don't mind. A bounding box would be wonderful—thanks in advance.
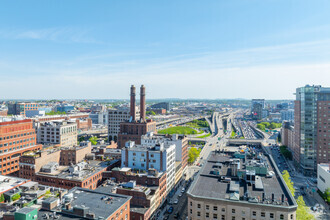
[294,85,330,176]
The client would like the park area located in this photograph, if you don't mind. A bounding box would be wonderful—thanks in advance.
[158,126,202,135]
[158,119,210,135]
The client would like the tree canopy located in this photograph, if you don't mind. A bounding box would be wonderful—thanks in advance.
[188,147,201,164]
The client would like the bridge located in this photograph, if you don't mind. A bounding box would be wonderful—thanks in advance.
[227,138,265,146]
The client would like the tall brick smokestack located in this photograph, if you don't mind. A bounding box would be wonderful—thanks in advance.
[140,85,146,122]
[130,85,136,121]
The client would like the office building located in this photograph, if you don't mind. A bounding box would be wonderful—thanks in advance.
[151,102,170,111]
[54,104,75,113]
[294,85,330,175]
[281,109,294,122]
[251,99,265,120]
[39,187,131,220]
[187,149,297,220]
[8,102,38,117]
[121,141,176,193]
[0,119,42,175]
[36,120,77,147]
[108,108,140,142]
[89,110,108,125]
[117,85,157,148]
[317,163,330,193]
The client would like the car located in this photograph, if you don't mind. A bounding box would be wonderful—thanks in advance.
[178,193,182,197]
[181,188,185,193]
[168,200,173,205]
[174,199,178,204]
[174,212,179,218]
[168,207,174,214]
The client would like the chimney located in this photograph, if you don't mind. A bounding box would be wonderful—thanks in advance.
[130,85,136,121]
[281,194,285,203]
[140,85,146,122]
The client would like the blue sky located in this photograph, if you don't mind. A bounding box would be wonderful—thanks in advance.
[0,0,330,99]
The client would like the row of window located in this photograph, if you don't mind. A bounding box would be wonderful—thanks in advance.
[0,143,34,153]
[191,203,293,219]
[0,138,34,147]
[0,132,34,140]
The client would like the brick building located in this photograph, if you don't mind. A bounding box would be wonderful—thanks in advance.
[0,119,42,175]
[117,85,157,148]
[39,187,131,220]
[60,143,92,165]
[0,109,8,116]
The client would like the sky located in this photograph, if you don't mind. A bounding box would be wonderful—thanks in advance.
[0,0,330,100]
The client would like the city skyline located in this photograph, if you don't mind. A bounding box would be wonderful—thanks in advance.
[1,1,330,99]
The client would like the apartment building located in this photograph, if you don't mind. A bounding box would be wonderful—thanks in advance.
[121,141,176,194]
[294,85,330,175]
[281,121,295,156]
[187,149,297,220]
[0,119,42,175]
[36,120,77,147]
[251,99,265,120]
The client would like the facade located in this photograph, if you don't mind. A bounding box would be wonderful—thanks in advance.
[141,133,188,170]
[7,103,38,117]
[118,120,157,148]
[251,99,265,120]
[108,108,139,142]
[89,110,108,125]
[54,104,74,113]
[280,109,294,122]
[187,150,297,220]
[121,141,176,194]
[0,119,42,175]
[150,102,170,111]
[39,187,131,220]
[281,121,295,155]
[75,118,92,131]
[60,143,92,165]
[36,120,77,147]
[294,85,330,175]
[0,109,8,116]
[317,163,330,193]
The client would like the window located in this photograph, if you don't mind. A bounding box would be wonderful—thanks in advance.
[252,211,256,216]
[213,214,217,219]
[190,202,192,206]
[197,212,201,217]
[280,214,284,220]
[206,205,209,210]
[197,204,201,208]
[232,209,235,214]
[261,212,265,217]
[290,214,293,219]
[213,206,218,211]
[231,217,235,220]
[221,215,225,220]
[221,208,225,212]
[270,213,274,218]
[206,213,209,218]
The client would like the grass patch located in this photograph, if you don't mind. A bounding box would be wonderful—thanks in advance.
[196,133,211,138]
[158,127,198,135]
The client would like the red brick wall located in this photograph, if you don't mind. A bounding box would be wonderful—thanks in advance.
[0,119,42,175]
[317,101,330,164]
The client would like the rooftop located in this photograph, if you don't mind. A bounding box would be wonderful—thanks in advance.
[188,148,297,209]
[37,160,118,181]
[39,187,131,219]
[318,163,330,173]
[0,175,29,193]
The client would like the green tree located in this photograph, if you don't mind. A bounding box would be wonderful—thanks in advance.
[0,193,4,202]
[89,136,98,145]
[282,170,315,220]
[78,136,85,143]
[257,124,265,131]
[188,147,201,164]
[296,196,315,220]
[12,193,21,201]
[282,170,295,197]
